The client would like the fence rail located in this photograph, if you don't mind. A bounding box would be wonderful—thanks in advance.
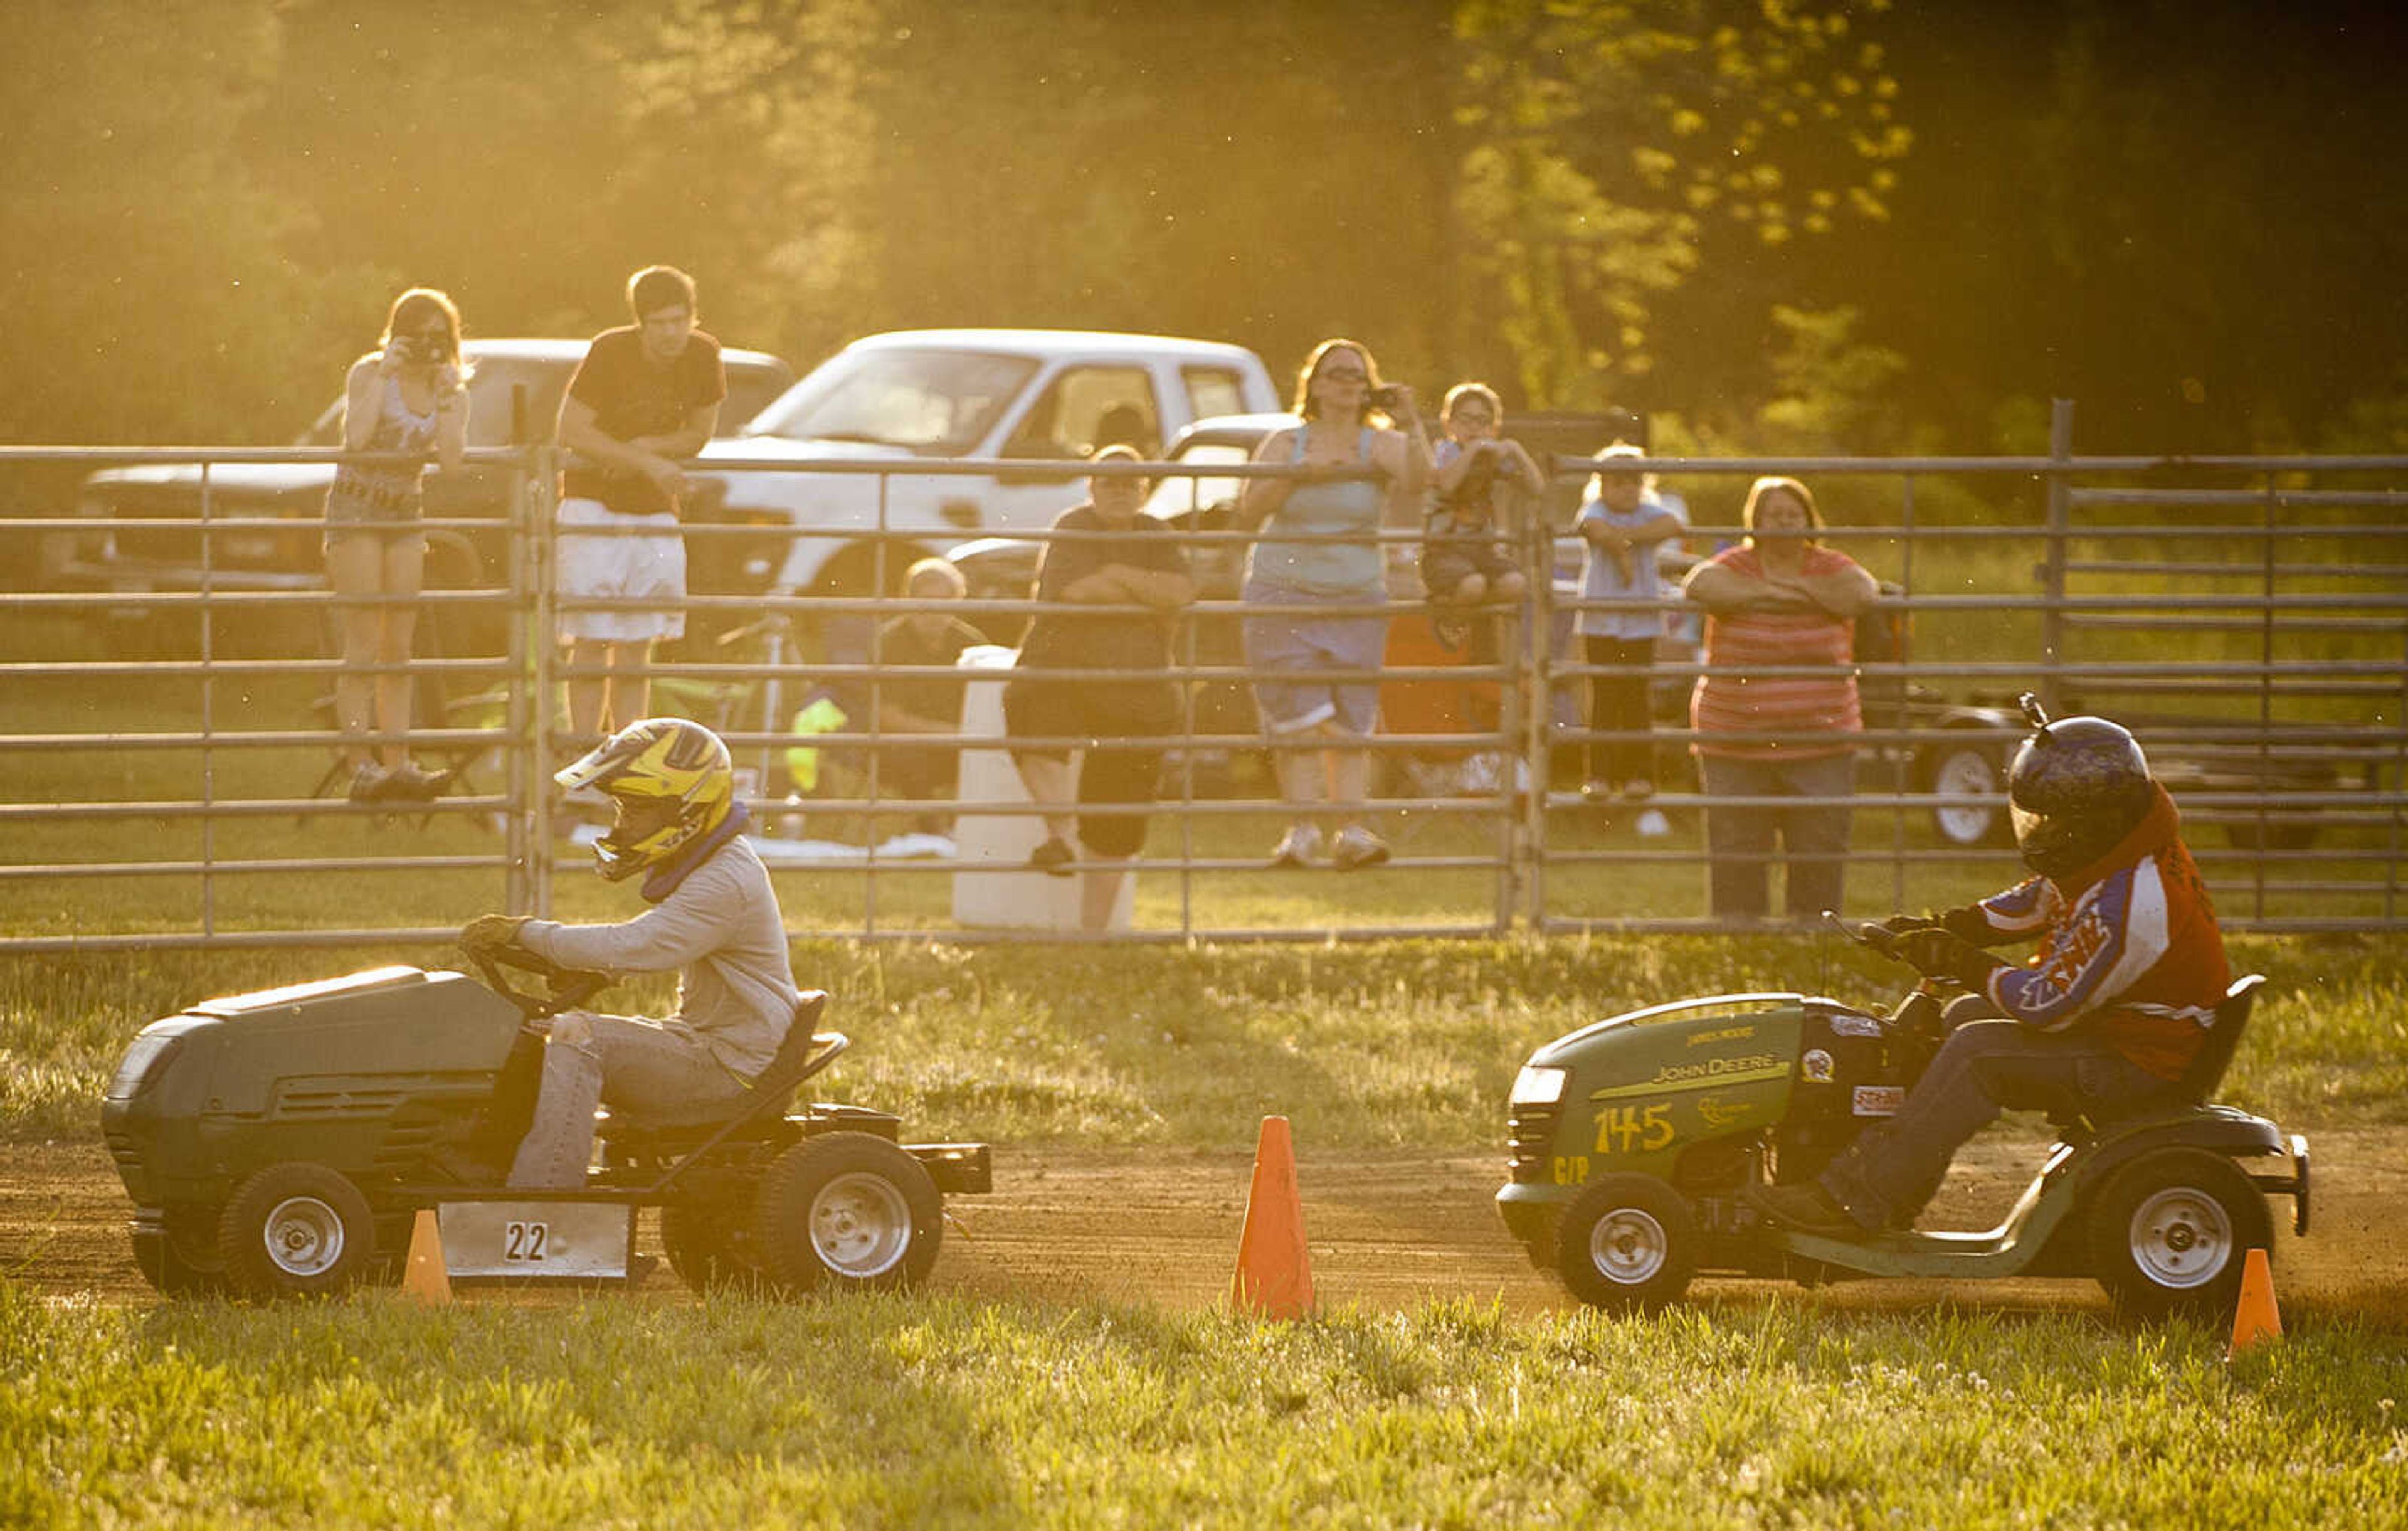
[4,421,2404,951]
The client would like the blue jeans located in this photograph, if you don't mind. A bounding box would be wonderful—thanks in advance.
[1819,1017,2173,1230]
[508,1012,751,1189]
[1696,751,1856,919]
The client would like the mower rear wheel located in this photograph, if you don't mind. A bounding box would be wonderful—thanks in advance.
[1556,1175,1699,1312]
[754,1132,942,1294]
[2086,1148,2271,1323]
[217,1162,376,1301]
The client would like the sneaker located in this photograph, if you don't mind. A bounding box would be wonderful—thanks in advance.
[1331,825,1390,871]
[1269,824,1324,869]
[381,762,448,803]
[1027,836,1077,877]
[1621,778,1656,802]
[346,763,391,803]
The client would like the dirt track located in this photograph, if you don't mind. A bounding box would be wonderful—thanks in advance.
[8,1133,2405,1318]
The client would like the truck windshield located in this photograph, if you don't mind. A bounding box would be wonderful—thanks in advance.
[743,347,1038,455]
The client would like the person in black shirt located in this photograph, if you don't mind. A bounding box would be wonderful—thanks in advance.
[554,265,726,742]
[1005,446,1195,930]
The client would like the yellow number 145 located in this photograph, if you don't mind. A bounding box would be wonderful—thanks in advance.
[1593,1102,1675,1155]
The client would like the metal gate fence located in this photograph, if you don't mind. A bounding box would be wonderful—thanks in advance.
[4,422,2404,951]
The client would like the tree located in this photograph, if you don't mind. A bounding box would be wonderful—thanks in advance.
[1450,0,1911,411]
[0,0,371,443]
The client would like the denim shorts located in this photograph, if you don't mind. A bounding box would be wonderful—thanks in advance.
[1242,579,1387,737]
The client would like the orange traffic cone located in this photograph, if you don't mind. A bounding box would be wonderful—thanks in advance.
[1232,1115,1314,1319]
[2227,1246,2281,1357]
[401,1207,452,1305]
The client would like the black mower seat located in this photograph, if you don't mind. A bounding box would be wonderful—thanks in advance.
[2049,973,2264,1134]
[2176,973,2264,1105]
[598,992,840,1152]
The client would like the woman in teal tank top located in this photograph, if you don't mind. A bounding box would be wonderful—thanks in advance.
[1238,339,1429,871]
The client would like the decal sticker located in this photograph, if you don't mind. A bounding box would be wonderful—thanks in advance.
[1800,1048,1835,1083]
[1687,1024,1760,1048]
[1829,1014,1883,1038]
[1592,1052,1788,1100]
[1852,1085,1905,1116]
[1696,1095,1754,1130]
[1551,1155,1592,1186]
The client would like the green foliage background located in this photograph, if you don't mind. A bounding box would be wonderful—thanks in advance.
[5,0,2405,463]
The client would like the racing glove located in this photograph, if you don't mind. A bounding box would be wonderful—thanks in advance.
[1876,907,1999,945]
[460,913,532,954]
[1896,928,2005,992]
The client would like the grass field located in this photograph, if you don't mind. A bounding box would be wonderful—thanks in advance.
[8,1281,2407,1526]
[8,573,2408,1526]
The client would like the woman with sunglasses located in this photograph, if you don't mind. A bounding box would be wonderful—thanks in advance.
[323,287,470,803]
[1237,339,1428,870]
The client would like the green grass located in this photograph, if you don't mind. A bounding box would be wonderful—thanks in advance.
[6,1285,2405,1528]
[11,935,2406,1148]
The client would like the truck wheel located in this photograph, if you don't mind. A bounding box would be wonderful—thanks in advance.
[754,1132,942,1294]
[2086,1148,2271,1323]
[216,1163,376,1300]
[132,1205,231,1296]
[1555,1174,1698,1312]
[1924,738,2012,848]
[660,1202,765,1294]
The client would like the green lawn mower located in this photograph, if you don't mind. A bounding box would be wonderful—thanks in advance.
[100,951,989,1301]
[1496,921,2308,1320]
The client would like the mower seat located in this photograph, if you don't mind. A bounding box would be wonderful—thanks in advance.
[2175,973,2264,1105]
[2048,973,2264,1135]
[597,992,840,1158]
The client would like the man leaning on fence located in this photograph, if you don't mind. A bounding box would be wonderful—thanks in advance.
[554,265,727,747]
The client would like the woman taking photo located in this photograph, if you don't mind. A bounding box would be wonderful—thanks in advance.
[1237,339,1427,870]
[324,287,470,803]
[1681,475,1879,921]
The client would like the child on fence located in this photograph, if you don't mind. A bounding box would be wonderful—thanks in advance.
[1575,441,1686,803]
[1421,383,1543,651]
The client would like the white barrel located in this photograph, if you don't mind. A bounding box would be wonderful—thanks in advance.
[949,645,1134,931]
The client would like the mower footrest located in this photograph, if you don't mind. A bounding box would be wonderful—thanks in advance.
[908,1142,991,1195]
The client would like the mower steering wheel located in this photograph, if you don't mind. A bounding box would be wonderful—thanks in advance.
[468,945,613,1020]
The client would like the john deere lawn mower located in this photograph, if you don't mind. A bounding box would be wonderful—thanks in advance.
[1496,921,2308,1320]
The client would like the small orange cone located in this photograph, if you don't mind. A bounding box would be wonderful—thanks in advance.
[2227,1246,2281,1357]
[401,1208,452,1305]
[1232,1115,1314,1319]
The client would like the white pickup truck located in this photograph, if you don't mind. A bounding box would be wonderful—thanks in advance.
[692,329,1281,600]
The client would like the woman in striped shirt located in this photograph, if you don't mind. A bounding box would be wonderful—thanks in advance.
[1680,477,1880,921]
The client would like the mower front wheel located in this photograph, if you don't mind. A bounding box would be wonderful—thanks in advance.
[217,1162,376,1301]
[2086,1148,2271,1323]
[132,1204,232,1297]
[1555,1175,1699,1312]
[754,1132,942,1294]
[661,1201,766,1294]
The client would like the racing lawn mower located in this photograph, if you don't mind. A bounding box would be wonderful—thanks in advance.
[1496,921,2309,1320]
[99,949,990,1301]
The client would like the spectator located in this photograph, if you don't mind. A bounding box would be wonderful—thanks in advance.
[1005,446,1195,930]
[1092,402,1157,457]
[324,287,470,804]
[1422,382,1541,650]
[867,557,987,832]
[1237,339,1428,870]
[1574,442,1686,803]
[555,265,727,744]
[1680,475,1879,921]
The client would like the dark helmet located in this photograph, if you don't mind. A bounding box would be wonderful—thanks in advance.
[2006,694,2155,878]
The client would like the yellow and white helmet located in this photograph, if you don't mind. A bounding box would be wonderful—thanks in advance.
[556,718,735,881]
